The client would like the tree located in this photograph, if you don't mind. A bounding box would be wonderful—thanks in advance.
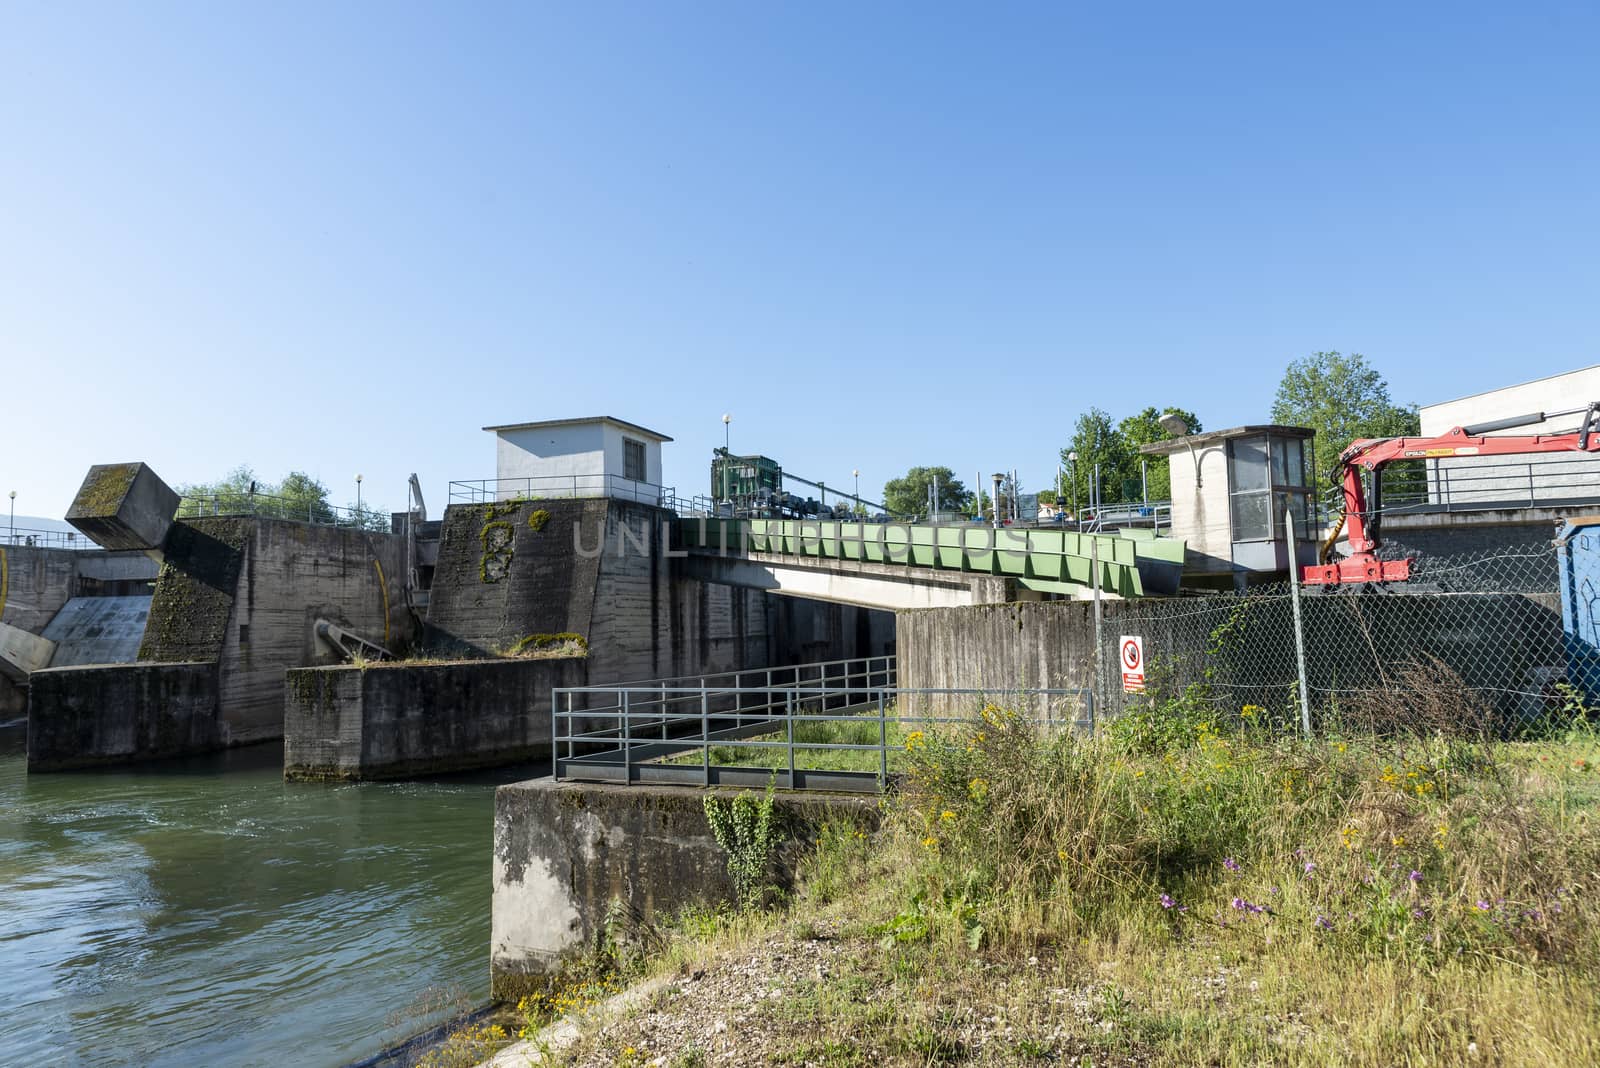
[1117,406,1202,500]
[881,466,972,517]
[1271,352,1419,480]
[176,466,343,524]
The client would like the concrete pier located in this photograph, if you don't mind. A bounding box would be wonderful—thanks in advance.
[490,779,877,999]
[284,657,586,781]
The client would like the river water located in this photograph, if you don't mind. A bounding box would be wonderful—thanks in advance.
[0,722,534,1067]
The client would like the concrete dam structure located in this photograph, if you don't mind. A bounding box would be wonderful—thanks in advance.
[283,495,894,780]
[23,458,895,777]
[26,463,411,770]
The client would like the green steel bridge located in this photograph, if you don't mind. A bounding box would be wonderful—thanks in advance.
[677,517,1185,608]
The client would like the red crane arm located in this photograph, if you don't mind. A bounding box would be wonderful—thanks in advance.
[1303,402,1600,586]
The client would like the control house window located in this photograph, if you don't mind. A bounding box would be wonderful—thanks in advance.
[1228,435,1313,542]
[623,438,646,482]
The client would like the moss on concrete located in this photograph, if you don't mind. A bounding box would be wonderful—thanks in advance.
[138,518,249,662]
[67,462,141,518]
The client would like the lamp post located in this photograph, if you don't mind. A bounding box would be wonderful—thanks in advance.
[991,472,1004,532]
[1158,412,1203,487]
[722,413,731,453]
[852,469,859,513]
[7,490,14,543]
[1067,452,1078,525]
[355,474,363,518]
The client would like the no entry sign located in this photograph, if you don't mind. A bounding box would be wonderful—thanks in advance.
[1120,635,1145,693]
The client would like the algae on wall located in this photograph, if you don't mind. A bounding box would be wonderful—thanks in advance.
[138,518,250,663]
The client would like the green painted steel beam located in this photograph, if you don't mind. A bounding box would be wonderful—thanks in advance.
[677,517,1183,598]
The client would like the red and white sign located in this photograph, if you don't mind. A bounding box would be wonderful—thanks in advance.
[1120,635,1145,693]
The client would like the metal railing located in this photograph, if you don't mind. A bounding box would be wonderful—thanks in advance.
[1315,454,1600,523]
[553,658,1092,793]
[449,475,675,507]
[176,492,392,531]
[0,527,104,550]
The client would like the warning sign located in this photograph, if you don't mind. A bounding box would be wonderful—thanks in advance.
[1120,635,1145,693]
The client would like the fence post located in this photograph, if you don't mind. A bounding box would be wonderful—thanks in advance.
[551,689,560,781]
[1091,537,1104,711]
[621,690,631,784]
[787,688,796,788]
[1285,508,1313,738]
[877,688,888,788]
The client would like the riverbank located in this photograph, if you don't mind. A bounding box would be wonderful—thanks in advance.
[467,703,1600,1066]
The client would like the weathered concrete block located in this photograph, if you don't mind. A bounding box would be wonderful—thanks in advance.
[27,661,219,771]
[490,779,877,999]
[0,620,56,683]
[283,656,586,781]
[66,463,179,554]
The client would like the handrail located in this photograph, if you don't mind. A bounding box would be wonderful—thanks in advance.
[552,665,1092,794]
[449,474,674,507]
[176,492,390,530]
[0,527,104,551]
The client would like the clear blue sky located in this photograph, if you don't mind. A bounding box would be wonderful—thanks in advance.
[3,2,1596,519]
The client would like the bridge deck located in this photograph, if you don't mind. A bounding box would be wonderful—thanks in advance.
[678,517,1185,598]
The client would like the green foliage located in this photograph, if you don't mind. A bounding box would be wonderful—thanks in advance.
[703,779,782,911]
[1059,405,1201,505]
[1270,351,1420,481]
[881,466,972,517]
[505,632,588,657]
[479,520,514,583]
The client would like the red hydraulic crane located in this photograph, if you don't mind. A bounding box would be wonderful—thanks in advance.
[1303,402,1600,586]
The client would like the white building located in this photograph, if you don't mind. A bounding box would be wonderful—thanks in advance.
[1418,366,1600,509]
[482,417,673,504]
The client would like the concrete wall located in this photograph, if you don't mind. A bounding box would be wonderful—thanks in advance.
[491,780,877,998]
[283,656,586,781]
[898,591,1568,722]
[23,517,409,768]
[214,519,410,745]
[495,423,606,483]
[1166,442,1233,572]
[0,545,81,633]
[26,661,219,771]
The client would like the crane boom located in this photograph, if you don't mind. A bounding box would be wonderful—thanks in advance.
[1302,401,1600,586]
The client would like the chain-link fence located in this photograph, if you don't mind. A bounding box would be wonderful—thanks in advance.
[1098,536,1594,735]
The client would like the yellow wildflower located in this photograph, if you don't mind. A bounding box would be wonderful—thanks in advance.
[940,809,956,822]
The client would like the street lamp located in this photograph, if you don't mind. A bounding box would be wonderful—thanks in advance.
[355,474,363,516]
[1158,412,1205,487]
[991,472,1005,531]
[721,413,731,453]
[1066,452,1079,526]
[852,469,859,512]
[7,490,14,543]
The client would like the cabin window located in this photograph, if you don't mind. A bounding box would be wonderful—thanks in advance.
[623,438,646,482]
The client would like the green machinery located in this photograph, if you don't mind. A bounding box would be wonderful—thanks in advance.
[710,448,783,512]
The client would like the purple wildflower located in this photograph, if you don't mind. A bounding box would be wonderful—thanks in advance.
[1315,915,1334,931]
[1303,861,1317,876]
[1408,870,1423,884]
[1159,893,1175,909]
[1411,908,1426,920]
[1475,900,1492,912]
[1223,857,1240,873]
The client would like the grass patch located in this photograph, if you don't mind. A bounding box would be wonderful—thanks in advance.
[545,687,1600,1066]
